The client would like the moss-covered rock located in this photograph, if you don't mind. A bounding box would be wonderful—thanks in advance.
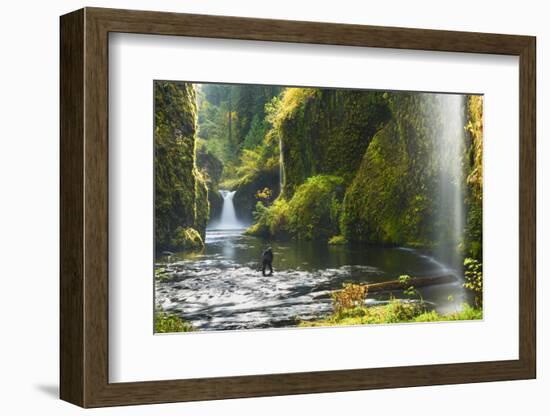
[340,120,409,244]
[286,175,344,240]
[154,81,209,251]
[463,95,483,260]
[328,235,347,245]
[248,175,344,240]
[172,226,204,250]
[275,88,391,197]
[341,93,463,246]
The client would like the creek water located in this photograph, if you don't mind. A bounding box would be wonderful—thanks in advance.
[155,228,469,331]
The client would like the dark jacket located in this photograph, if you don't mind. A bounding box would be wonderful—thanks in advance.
[262,248,273,263]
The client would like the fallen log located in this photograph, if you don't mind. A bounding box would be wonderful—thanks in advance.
[365,274,458,293]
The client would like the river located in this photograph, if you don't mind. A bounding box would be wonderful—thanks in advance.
[155,228,469,331]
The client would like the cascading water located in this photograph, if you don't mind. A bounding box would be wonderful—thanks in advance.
[435,94,466,277]
[214,190,243,230]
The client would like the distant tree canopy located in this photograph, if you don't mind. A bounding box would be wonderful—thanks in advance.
[197,84,282,162]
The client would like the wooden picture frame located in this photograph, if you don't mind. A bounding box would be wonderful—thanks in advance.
[60,7,536,408]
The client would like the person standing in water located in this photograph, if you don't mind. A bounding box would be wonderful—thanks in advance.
[261,247,274,276]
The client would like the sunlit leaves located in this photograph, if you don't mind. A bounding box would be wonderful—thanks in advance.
[463,257,483,307]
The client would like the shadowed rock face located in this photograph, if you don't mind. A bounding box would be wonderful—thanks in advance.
[278,89,391,198]
[233,168,279,223]
[196,146,224,222]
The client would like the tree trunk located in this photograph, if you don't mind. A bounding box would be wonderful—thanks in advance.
[365,274,458,293]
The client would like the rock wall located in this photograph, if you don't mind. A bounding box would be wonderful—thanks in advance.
[154,81,209,251]
[276,88,391,197]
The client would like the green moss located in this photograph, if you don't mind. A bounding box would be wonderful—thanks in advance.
[248,175,344,240]
[274,88,391,197]
[328,235,347,245]
[155,311,195,333]
[154,81,209,251]
[463,95,483,260]
[413,304,482,322]
[286,175,344,239]
[172,227,204,250]
[340,93,469,247]
[300,301,482,327]
[341,120,410,244]
[246,199,291,238]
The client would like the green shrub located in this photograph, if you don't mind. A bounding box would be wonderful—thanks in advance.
[300,300,481,328]
[246,199,290,238]
[286,175,344,239]
[328,235,347,245]
[155,311,195,333]
[463,257,483,307]
[247,175,344,240]
[414,304,482,322]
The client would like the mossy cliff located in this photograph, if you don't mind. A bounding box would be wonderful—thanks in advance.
[463,95,483,259]
[250,89,482,251]
[196,144,224,222]
[341,93,446,246]
[154,81,209,251]
[275,88,391,197]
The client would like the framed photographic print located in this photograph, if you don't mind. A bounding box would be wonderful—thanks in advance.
[60,7,536,408]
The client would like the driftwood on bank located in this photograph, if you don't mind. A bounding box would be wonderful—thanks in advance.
[365,274,458,293]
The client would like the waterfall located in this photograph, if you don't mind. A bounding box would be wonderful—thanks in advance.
[435,94,466,276]
[215,190,243,230]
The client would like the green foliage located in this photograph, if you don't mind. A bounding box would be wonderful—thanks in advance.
[302,299,424,327]
[301,300,481,327]
[328,235,347,245]
[248,175,344,240]
[154,267,171,281]
[172,227,204,250]
[155,311,195,333]
[154,81,209,251]
[463,96,484,260]
[256,187,274,204]
[287,175,344,239]
[243,114,269,149]
[398,274,424,303]
[300,275,482,328]
[331,283,368,314]
[229,129,282,221]
[198,83,281,165]
[247,199,290,238]
[463,257,483,307]
[413,304,482,322]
